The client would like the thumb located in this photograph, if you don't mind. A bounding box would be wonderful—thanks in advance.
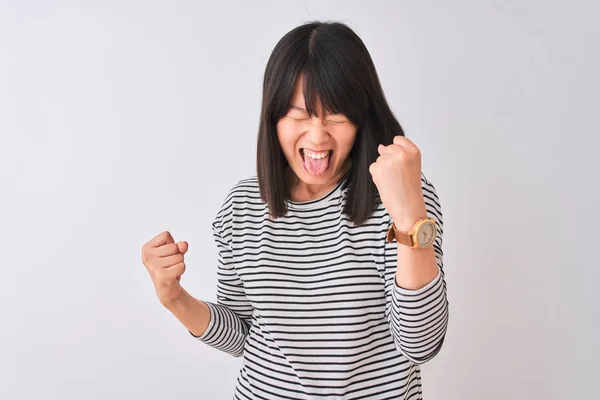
[368,162,377,179]
[177,241,189,255]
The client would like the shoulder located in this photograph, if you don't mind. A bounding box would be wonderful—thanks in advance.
[222,176,261,204]
[212,175,264,236]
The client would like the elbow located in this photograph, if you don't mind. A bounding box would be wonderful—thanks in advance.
[230,336,248,358]
[231,349,245,358]
[398,335,446,365]
[395,309,449,365]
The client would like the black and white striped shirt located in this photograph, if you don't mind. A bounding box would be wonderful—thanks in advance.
[194,173,448,399]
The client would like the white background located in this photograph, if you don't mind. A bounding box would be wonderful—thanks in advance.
[1,1,598,399]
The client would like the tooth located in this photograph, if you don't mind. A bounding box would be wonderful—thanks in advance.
[303,149,329,159]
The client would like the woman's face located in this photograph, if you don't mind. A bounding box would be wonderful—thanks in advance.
[277,78,357,194]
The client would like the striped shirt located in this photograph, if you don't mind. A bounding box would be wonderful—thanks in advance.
[193,173,449,399]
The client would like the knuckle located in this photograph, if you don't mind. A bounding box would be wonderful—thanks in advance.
[148,260,159,272]
[145,249,157,260]
[144,256,155,269]
[369,165,378,178]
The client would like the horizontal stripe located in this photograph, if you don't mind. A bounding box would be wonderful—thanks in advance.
[194,173,449,399]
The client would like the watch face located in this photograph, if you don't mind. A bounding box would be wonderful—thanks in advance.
[417,221,436,248]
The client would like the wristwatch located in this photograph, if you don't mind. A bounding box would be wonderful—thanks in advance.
[386,217,437,249]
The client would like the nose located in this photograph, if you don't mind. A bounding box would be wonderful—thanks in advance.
[304,118,330,146]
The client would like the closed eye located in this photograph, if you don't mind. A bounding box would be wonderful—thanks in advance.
[284,114,349,125]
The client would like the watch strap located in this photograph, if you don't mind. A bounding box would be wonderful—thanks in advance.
[386,223,415,247]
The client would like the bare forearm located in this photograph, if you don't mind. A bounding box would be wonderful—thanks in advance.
[395,244,439,290]
[164,289,211,337]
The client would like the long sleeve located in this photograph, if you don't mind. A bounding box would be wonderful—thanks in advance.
[383,174,449,364]
[192,204,253,358]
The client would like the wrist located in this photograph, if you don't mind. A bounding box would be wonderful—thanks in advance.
[390,195,427,230]
[162,286,188,310]
[164,289,211,338]
[391,210,428,232]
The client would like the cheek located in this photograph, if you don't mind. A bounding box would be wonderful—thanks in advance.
[334,129,358,157]
[276,124,299,157]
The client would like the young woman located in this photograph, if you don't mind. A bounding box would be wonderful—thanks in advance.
[142,21,448,400]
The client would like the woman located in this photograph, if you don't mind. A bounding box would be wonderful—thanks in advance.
[142,21,448,399]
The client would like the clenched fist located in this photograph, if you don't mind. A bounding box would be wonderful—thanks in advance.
[141,231,189,306]
[369,135,427,231]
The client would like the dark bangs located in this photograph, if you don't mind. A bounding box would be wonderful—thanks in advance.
[257,21,404,225]
[269,25,373,125]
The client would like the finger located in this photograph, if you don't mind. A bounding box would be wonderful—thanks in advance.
[377,144,385,156]
[168,262,186,277]
[154,253,184,268]
[153,243,180,257]
[177,241,188,255]
[375,153,398,164]
[147,231,175,248]
[378,144,405,156]
[393,135,417,150]
[368,162,377,177]
[157,262,186,282]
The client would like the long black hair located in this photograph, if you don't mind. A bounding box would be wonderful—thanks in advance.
[257,21,404,226]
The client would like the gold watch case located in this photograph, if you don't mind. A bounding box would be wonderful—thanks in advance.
[386,218,437,249]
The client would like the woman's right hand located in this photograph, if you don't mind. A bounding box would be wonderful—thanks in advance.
[141,231,188,307]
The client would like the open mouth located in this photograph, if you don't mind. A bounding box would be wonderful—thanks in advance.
[300,149,333,176]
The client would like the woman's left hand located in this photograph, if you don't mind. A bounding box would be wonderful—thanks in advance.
[369,136,427,231]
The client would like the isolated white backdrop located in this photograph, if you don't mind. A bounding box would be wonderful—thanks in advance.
[1,1,598,399]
